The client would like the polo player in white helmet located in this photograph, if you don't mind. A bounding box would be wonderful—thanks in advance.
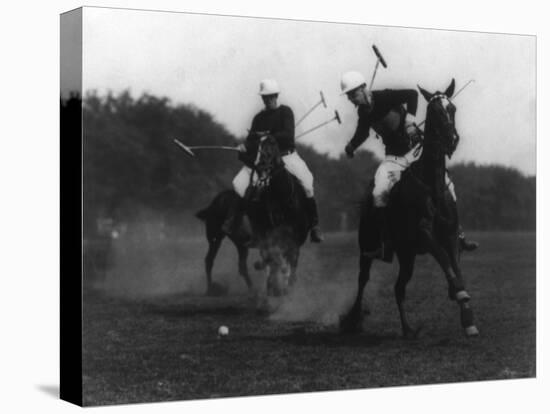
[340,70,478,260]
[223,79,324,243]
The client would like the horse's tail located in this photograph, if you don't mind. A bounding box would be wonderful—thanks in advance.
[196,189,237,222]
[195,207,209,221]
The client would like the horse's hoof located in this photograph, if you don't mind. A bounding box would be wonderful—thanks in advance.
[464,325,480,337]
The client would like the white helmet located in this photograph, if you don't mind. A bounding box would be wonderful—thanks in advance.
[340,71,367,95]
[259,79,280,95]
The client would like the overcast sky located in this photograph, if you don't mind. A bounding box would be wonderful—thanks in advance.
[76,7,536,176]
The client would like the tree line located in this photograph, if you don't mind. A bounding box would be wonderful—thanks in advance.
[61,91,535,236]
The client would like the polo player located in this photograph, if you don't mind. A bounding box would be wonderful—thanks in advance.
[340,70,478,259]
[223,79,324,243]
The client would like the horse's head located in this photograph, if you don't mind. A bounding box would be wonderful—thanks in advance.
[253,135,284,189]
[418,79,460,158]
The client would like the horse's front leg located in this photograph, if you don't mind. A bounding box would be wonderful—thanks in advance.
[340,254,372,333]
[444,236,479,337]
[395,251,421,339]
[204,236,225,296]
[235,243,253,290]
[288,248,299,287]
[419,221,479,337]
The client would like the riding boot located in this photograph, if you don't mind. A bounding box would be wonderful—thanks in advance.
[458,226,479,252]
[306,197,324,243]
[363,207,393,263]
[221,196,246,237]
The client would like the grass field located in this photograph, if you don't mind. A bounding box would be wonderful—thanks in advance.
[82,231,536,406]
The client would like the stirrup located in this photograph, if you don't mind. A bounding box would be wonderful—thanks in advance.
[310,226,324,243]
[459,236,479,252]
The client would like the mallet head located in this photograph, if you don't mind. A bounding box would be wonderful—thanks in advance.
[173,139,196,157]
[320,91,327,108]
[372,44,388,68]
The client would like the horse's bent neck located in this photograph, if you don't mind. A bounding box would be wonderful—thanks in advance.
[419,118,447,200]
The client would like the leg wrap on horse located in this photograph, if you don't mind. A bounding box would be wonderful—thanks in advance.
[447,276,468,301]
[455,289,471,302]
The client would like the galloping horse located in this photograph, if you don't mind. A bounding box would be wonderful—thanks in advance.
[195,190,253,296]
[341,79,479,338]
[196,136,311,296]
[247,135,311,296]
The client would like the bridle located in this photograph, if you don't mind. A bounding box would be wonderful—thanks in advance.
[253,136,284,190]
[426,93,459,157]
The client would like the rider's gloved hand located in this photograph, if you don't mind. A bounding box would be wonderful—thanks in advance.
[404,143,423,164]
[236,143,247,152]
[409,127,424,147]
[405,123,417,137]
[345,143,355,158]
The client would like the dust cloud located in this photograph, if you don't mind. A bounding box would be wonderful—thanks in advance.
[85,210,387,326]
[87,211,255,299]
[267,241,387,326]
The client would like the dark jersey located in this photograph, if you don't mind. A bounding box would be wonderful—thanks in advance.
[245,105,295,155]
[348,89,418,156]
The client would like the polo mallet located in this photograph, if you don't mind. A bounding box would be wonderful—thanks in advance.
[416,79,475,128]
[296,110,341,139]
[173,139,240,158]
[369,44,388,91]
[452,79,475,100]
[295,91,328,127]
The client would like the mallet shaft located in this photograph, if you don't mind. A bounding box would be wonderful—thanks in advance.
[296,111,340,139]
[295,101,322,127]
[295,91,328,127]
[369,59,380,91]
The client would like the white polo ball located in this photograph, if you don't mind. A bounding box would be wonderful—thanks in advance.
[218,326,229,336]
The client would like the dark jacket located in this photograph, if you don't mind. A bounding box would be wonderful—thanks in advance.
[348,89,418,156]
[239,105,295,166]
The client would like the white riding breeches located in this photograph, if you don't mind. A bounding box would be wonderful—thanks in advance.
[372,147,456,207]
[232,166,254,198]
[282,151,314,197]
[232,151,315,198]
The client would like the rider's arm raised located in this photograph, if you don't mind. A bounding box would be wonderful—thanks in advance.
[346,107,372,155]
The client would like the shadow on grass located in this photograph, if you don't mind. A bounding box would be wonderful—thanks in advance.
[143,303,251,318]
[241,329,401,348]
[36,384,59,399]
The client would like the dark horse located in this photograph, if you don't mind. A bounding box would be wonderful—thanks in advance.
[195,190,254,296]
[246,135,311,296]
[196,136,311,296]
[341,79,479,338]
